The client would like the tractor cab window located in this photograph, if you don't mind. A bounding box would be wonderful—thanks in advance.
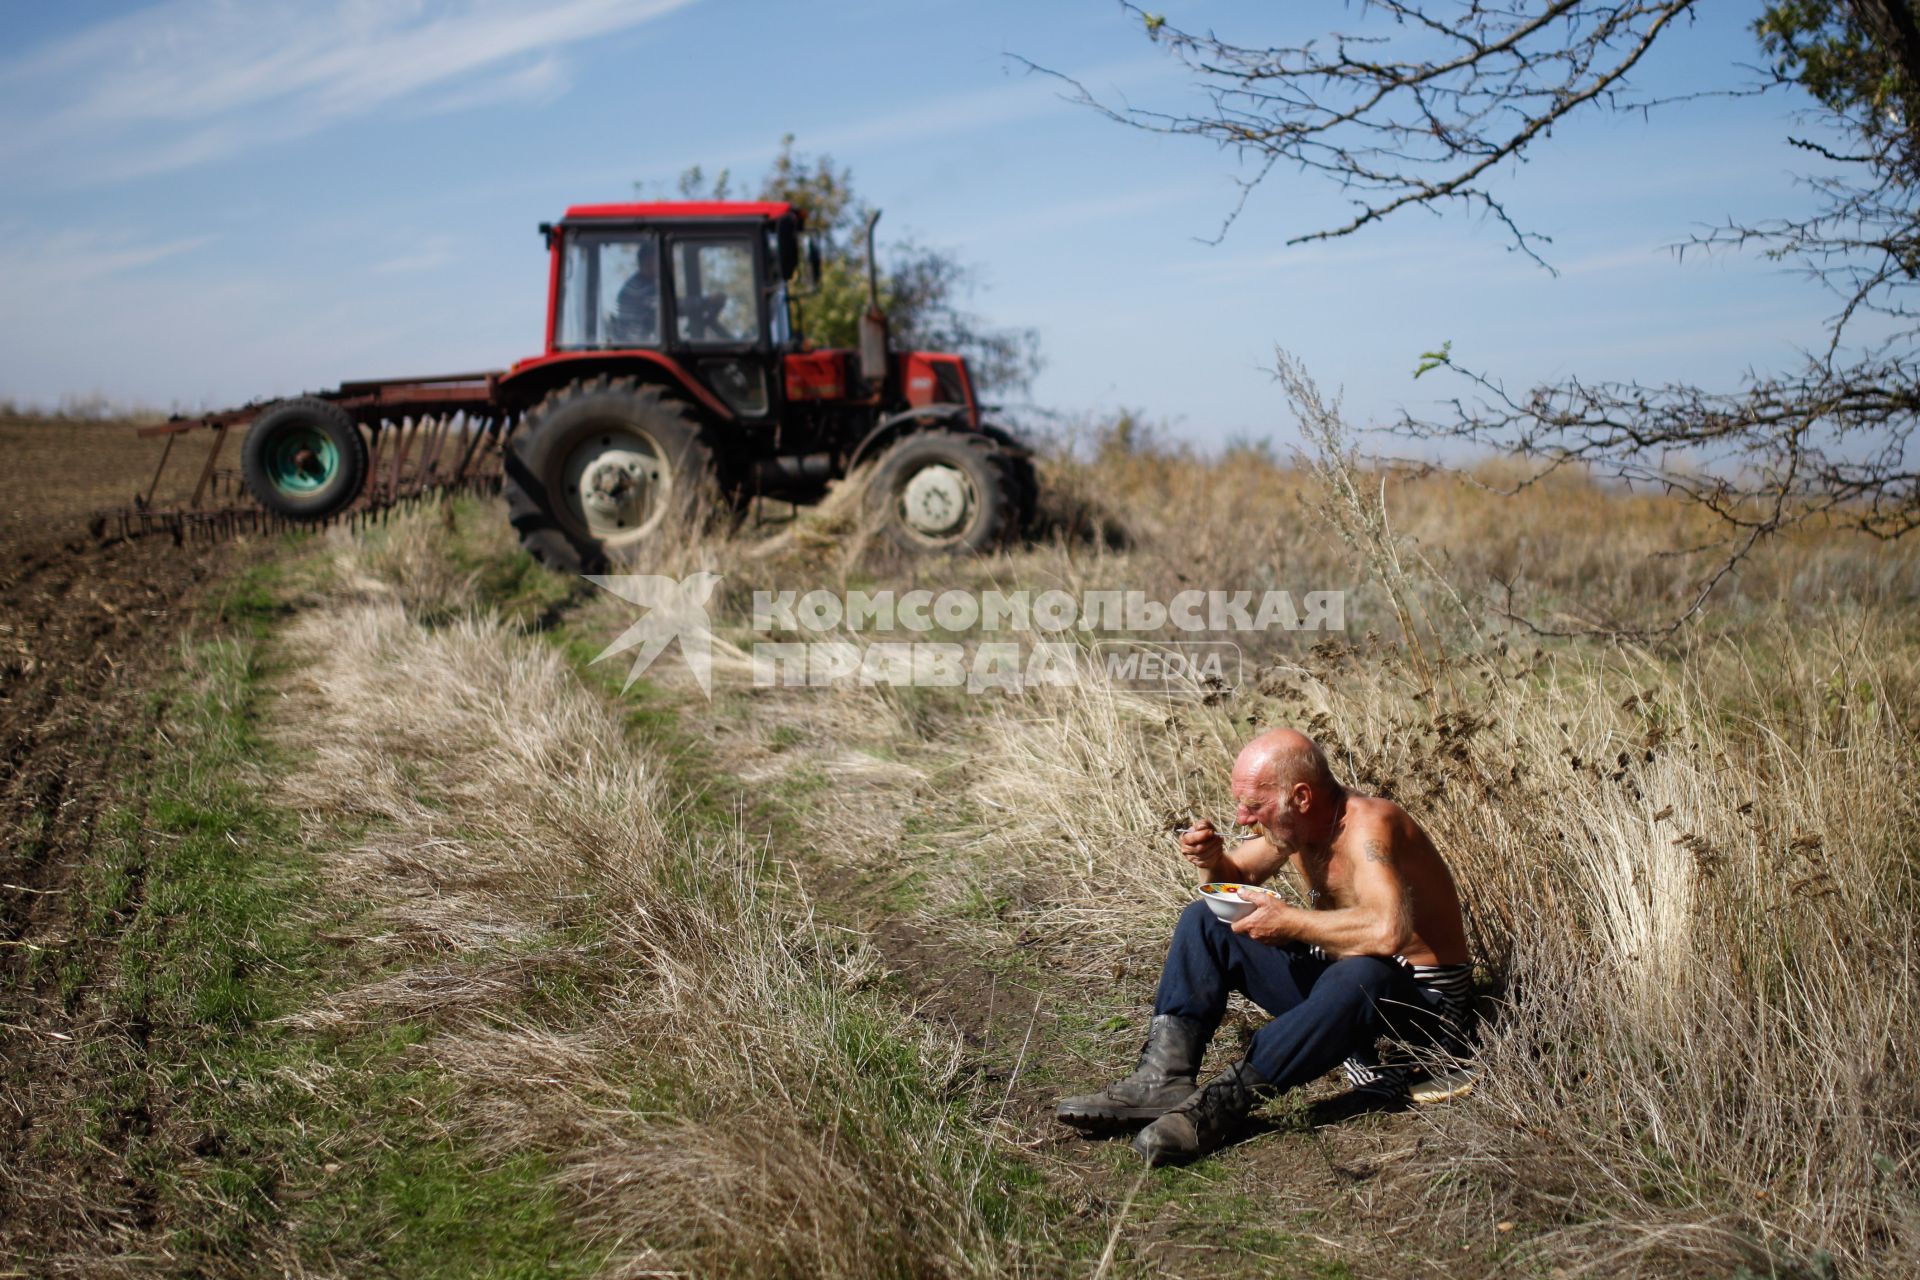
[556,229,661,350]
[671,238,759,345]
[766,226,793,348]
[768,275,792,348]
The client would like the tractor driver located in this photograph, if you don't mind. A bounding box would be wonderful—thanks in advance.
[609,246,660,346]
[1054,728,1477,1165]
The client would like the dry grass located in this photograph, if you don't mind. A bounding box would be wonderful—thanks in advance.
[528,392,1920,1276]
[948,407,1920,1275]
[293,373,1920,1277]
[262,520,1064,1278]
[947,611,1919,1273]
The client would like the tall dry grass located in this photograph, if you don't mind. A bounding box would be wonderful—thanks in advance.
[566,391,1920,1275]
[938,397,1920,1275]
[265,522,1065,1278]
[317,378,1920,1275]
[950,613,1919,1273]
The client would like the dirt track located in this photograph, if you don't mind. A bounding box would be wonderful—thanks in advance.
[0,415,254,1252]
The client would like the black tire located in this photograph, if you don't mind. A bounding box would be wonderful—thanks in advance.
[868,429,1023,553]
[1004,452,1039,532]
[974,423,1039,532]
[502,376,714,574]
[240,398,369,521]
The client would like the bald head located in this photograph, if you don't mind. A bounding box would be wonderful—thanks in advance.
[1235,729,1337,794]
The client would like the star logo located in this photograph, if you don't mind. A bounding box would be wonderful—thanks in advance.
[584,572,724,697]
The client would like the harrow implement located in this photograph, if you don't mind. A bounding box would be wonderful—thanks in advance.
[93,372,517,545]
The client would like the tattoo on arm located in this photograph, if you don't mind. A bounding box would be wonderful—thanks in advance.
[1363,837,1390,864]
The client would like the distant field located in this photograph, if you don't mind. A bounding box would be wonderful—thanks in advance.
[0,413,232,546]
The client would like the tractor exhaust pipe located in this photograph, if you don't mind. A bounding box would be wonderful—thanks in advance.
[859,209,888,384]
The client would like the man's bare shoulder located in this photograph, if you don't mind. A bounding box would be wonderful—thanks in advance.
[1339,796,1428,862]
[1344,794,1407,824]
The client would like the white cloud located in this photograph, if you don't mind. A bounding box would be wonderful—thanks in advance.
[592,54,1179,207]
[0,0,695,184]
[0,227,214,284]
[423,50,571,114]
[1181,234,1445,281]
[1556,244,1690,276]
[0,231,521,411]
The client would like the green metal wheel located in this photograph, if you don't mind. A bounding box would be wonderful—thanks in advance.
[241,398,369,521]
[263,424,340,495]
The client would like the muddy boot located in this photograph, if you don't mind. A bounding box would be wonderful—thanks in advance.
[1130,1059,1270,1166]
[1055,1014,1206,1131]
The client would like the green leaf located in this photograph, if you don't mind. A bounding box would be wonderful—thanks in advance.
[1413,340,1453,378]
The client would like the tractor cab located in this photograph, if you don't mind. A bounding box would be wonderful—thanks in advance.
[525,201,982,432]
[541,202,803,418]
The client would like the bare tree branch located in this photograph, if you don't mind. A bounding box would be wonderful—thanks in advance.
[1036,2,1920,633]
[1384,347,1919,633]
[1022,2,1708,266]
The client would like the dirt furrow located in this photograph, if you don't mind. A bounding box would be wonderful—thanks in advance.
[0,527,251,1258]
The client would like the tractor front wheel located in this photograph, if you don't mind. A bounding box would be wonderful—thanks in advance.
[869,429,1024,554]
[503,376,714,574]
[240,398,369,521]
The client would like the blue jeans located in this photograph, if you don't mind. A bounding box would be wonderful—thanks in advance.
[1152,899,1458,1088]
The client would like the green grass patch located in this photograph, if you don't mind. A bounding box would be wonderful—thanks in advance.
[436,495,578,627]
[36,556,605,1279]
[1133,1167,1355,1278]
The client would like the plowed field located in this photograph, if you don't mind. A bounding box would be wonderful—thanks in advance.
[0,414,256,1244]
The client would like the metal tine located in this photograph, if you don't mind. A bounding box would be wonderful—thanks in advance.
[388,416,416,501]
[418,413,452,485]
[449,413,486,485]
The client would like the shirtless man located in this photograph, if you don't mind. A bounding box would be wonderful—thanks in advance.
[1055,728,1474,1165]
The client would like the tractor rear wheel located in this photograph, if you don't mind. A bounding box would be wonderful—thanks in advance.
[973,423,1038,531]
[503,376,713,574]
[868,429,1024,553]
[240,398,369,522]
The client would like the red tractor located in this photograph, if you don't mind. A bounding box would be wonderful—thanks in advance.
[223,201,1036,571]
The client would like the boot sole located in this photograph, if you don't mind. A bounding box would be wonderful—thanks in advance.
[1055,1106,1176,1131]
[1410,1067,1478,1105]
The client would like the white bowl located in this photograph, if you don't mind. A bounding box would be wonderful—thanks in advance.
[1198,883,1274,922]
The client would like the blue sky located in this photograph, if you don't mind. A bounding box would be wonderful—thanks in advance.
[0,0,1852,450]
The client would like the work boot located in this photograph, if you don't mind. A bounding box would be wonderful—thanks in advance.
[1130,1059,1271,1166]
[1055,1014,1206,1131]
